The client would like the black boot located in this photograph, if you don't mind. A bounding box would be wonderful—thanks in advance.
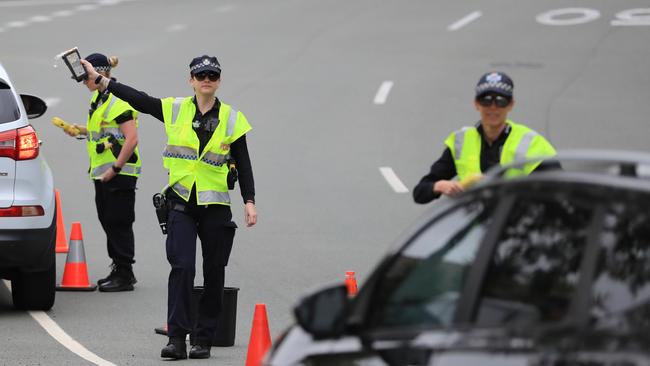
[97,263,118,286]
[189,344,211,359]
[98,264,136,292]
[161,338,187,360]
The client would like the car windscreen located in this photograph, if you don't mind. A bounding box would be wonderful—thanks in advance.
[0,82,20,123]
[370,198,499,328]
[474,192,594,328]
[590,192,650,331]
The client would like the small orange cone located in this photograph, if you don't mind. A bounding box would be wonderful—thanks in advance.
[54,189,68,253]
[345,271,358,297]
[245,304,272,366]
[56,222,97,291]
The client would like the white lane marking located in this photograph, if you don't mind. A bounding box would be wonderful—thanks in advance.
[379,167,409,193]
[76,4,97,11]
[373,81,394,105]
[167,24,187,32]
[44,98,61,108]
[1,281,116,366]
[6,21,28,28]
[29,15,50,22]
[447,11,482,31]
[0,0,93,6]
[52,10,74,17]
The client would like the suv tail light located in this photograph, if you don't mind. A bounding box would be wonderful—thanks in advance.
[0,125,39,160]
[0,205,44,217]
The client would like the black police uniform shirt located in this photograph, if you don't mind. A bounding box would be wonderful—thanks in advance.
[89,87,137,191]
[104,80,255,207]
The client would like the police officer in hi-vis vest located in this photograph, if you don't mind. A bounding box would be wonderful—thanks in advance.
[413,71,557,204]
[63,53,141,292]
[81,55,257,360]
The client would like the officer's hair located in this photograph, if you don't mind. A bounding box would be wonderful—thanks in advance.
[108,56,119,68]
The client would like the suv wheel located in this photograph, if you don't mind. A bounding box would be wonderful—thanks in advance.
[12,262,55,310]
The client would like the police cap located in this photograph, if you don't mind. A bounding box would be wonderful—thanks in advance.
[189,55,221,75]
[85,53,111,73]
[475,71,514,98]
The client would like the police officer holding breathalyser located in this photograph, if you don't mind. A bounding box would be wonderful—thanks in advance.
[81,55,257,360]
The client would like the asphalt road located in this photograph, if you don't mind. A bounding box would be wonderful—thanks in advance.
[0,0,648,365]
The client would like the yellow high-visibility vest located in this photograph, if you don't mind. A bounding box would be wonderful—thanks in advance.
[161,97,251,205]
[444,120,556,180]
[86,91,140,178]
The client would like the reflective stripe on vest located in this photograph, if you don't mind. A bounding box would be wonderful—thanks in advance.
[163,145,198,160]
[198,190,230,204]
[454,127,469,160]
[91,162,141,177]
[515,131,538,162]
[227,107,237,137]
[88,127,125,142]
[170,97,184,126]
[201,151,228,167]
[171,182,191,198]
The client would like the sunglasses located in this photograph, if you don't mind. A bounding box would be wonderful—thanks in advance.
[193,72,220,82]
[477,94,511,108]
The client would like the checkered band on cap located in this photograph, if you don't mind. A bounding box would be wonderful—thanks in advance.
[95,66,111,72]
[475,81,513,94]
[475,71,514,96]
[190,56,221,74]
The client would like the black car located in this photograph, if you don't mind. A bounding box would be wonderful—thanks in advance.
[265,151,650,366]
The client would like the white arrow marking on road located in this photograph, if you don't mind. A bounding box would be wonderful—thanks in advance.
[374,81,394,105]
[447,11,482,31]
[380,167,409,193]
[43,98,61,108]
[1,281,116,366]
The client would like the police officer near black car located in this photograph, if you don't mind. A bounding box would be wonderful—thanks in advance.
[413,71,558,204]
[81,55,258,360]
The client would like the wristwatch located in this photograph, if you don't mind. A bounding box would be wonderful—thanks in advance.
[94,75,103,85]
[111,165,122,173]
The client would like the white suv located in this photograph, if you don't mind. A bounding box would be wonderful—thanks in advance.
[0,63,55,310]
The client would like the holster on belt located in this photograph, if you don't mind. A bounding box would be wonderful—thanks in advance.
[152,193,168,234]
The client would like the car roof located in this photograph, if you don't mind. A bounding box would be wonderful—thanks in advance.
[388,150,650,255]
[0,63,13,87]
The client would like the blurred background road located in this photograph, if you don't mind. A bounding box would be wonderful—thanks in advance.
[0,0,648,364]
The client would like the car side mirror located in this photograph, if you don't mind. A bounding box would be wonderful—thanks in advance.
[20,94,47,119]
[293,284,349,339]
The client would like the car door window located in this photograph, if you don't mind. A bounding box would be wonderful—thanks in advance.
[591,196,650,330]
[0,82,20,123]
[475,193,594,328]
[371,198,498,328]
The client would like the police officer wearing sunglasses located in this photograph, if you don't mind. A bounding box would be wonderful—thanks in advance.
[81,55,257,360]
[413,71,557,203]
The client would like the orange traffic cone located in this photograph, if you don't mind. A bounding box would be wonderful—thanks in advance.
[345,271,358,297]
[56,222,97,291]
[245,304,272,366]
[54,189,68,253]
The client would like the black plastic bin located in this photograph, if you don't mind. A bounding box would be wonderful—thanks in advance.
[189,286,239,347]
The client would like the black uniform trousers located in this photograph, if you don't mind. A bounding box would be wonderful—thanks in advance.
[93,175,136,266]
[165,202,236,344]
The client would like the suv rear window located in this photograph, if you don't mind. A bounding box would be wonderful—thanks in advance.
[475,193,594,327]
[0,82,20,123]
[591,195,650,330]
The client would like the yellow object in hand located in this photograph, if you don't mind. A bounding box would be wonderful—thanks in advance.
[51,117,80,136]
[459,174,483,189]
